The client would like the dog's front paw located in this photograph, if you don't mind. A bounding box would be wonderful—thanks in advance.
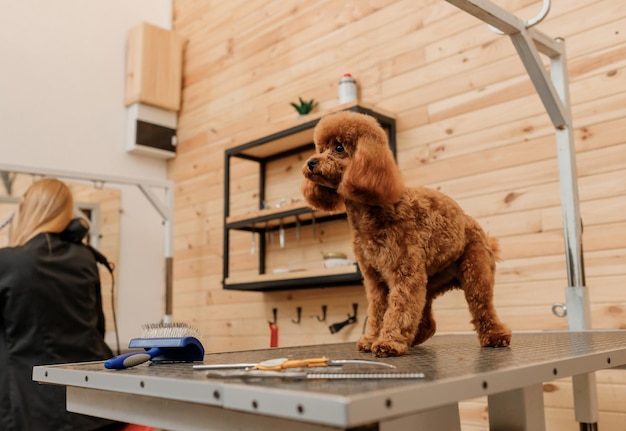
[371,339,409,357]
[356,335,376,352]
[479,327,512,348]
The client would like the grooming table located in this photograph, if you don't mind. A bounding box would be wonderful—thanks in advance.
[33,331,626,431]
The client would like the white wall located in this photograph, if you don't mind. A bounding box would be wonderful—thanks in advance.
[0,0,174,346]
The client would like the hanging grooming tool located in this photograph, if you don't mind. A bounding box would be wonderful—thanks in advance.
[205,370,423,380]
[295,215,301,241]
[329,303,358,334]
[104,322,204,370]
[268,308,278,348]
[279,218,285,248]
[193,356,395,371]
[265,221,273,247]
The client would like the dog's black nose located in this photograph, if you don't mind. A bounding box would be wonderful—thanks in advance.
[307,159,318,171]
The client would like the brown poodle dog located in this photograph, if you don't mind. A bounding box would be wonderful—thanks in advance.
[302,111,511,357]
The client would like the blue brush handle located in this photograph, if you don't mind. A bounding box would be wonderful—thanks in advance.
[104,347,161,369]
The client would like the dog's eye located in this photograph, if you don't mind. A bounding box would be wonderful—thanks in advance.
[334,143,345,153]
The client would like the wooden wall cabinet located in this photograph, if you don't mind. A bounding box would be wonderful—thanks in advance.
[124,22,183,159]
[125,22,183,112]
[223,104,396,291]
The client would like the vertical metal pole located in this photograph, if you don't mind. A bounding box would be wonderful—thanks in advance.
[259,160,267,274]
[162,183,174,324]
[223,152,231,283]
[549,39,592,329]
[507,28,598,430]
[550,38,598,429]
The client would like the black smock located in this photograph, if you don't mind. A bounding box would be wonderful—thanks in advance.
[0,232,124,431]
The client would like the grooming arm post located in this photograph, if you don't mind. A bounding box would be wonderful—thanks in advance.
[550,40,598,428]
[548,40,591,329]
[508,14,598,431]
[510,34,597,424]
[138,183,175,323]
[508,20,592,330]
[444,1,596,427]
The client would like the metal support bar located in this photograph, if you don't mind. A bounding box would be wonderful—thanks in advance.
[443,0,596,428]
[223,153,231,283]
[509,29,569,128]
[0,163,171,190]
[444,0,562,56]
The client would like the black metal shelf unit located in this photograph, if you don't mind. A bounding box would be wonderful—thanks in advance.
[223,104,396,291]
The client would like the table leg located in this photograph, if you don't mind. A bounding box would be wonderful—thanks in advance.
[380,404,461,431]
[488,384,546,431]
[572,372,599,429]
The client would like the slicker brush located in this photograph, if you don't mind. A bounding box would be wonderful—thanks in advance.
[104,322,204,369]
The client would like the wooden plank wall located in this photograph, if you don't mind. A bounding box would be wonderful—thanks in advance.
[171,0,626,429]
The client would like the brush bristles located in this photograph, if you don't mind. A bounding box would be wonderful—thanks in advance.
[141,322,201,339]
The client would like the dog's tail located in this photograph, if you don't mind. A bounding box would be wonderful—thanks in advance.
[487,235,502,262]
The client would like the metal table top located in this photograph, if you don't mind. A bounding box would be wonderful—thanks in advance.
[33,331,626,428]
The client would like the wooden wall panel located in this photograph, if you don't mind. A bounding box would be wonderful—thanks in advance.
[171,0,626,429]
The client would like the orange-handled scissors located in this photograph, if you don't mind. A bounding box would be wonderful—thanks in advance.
[193,356,395,371]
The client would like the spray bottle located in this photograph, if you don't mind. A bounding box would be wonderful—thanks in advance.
[338,73,357,105]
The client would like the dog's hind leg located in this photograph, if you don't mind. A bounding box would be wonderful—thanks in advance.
[357,268,388,353]
[413,266,460,346]
[370,266,427,357]
[412,295,436,346]
[459,238,511,347]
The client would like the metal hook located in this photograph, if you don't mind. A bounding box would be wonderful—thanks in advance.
[349,303,358,320]
[317,305,327,322]
[526,0,551,29]
[292,306,302,324]
[489,0,551,35]
[552,303,567,318]
[92,180,105,190]
[268,308,277,325]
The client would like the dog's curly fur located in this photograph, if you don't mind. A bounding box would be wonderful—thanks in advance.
[302,111,511,357]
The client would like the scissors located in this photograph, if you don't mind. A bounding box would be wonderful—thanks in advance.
[193,356,396,371]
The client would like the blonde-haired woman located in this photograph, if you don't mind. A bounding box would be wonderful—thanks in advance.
[10,177,74,246]
[0,178,127,430]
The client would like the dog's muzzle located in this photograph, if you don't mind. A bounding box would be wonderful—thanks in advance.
[307,159,319,171]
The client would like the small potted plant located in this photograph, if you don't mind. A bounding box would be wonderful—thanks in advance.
[290,97,318,116]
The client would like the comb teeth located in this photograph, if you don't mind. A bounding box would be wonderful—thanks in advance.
[140,322,201,339]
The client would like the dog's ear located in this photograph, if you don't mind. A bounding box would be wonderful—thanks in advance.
[338,134,403,205]
[302,177,346,213]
